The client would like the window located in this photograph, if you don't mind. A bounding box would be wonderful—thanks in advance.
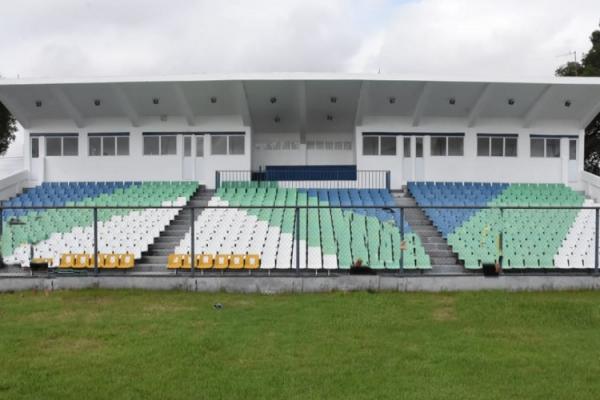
[161,136,177,155]
[477,137,489,156]
[89,137,101,156]
[363,135,396,156]
[143,135,176,156]
[102,137,115,156]
[46,137,61,156]
[229,135,245,155]
[380,136,396,156]
[143,136,160,155]
[569,139,577,160]
[531,137,561,158]
[448,137,464,156]
[31,138,39,158]
[117,137,129,156]
[45,135,78,157]
[403,137,411,158]
[89,134,129,157]
[431,136,464,156]
[362,136,379,155]
[184,136,192,157]
[416,137,423,158]
[196,136,204,157]
[431,137,446,156]
[478,135,518,157]
[211,135,228,155]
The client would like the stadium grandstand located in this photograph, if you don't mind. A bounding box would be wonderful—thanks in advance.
[1,74,600,280]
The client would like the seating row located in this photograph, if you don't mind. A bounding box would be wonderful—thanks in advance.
[167,253,261,270]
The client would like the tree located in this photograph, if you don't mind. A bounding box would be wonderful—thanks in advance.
[556,29,600,174]
[0,100,17,156]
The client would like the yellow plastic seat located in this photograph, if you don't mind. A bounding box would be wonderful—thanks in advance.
[102,253,121,269]
[181,255,191,269]
[196,254,214,269]
[31,257,53,266]
[74,254,91,269]
[167,254,184,269]
[229,254,244,269]
[59,253,75,269]
[214,254,229,269]
[118,253,135,269]
[244,254,261,270]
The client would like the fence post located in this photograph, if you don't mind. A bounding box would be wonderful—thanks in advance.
[93,207,98,275]
[295,206,300,273]
[499,207,504,271]
[386,171,391,190]
[190,207,195,275]
[215,171,220,189]
[595,208,599,274]
[399,207,404,274]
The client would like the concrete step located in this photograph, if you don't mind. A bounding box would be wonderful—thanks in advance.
[431,265,464,274]
[139,255,168,264]
[431,256,459,265]
[423,243,453,251]
[427,249,455,258]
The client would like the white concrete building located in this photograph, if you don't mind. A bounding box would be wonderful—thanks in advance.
[1,73,600,192]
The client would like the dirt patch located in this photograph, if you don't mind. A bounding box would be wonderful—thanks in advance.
[432,296,457,321]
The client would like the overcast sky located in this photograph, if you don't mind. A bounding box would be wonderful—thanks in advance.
[1,0,599,156]
[1,0,599,80]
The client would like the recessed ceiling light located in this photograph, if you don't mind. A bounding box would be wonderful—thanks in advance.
[326,114,334,121]
[330,96,337,104]
[564,100,572,107]
[35,100,42,107]
[274,115,281,123]
[210,96,217,104]
[449,97,456,105]
[152,97,160,105]
[94,99,101,106]
[389,97,396,104]
[270,97,277,104]
[508,98,515,106]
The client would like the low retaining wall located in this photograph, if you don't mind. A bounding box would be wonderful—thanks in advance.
[1,275,600,293]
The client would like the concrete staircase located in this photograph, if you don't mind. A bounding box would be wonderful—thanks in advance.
[136,186,214,272]
[393,190,463,274]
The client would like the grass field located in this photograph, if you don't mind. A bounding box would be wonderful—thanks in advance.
[1,289,600,399]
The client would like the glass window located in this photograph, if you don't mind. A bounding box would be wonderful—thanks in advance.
[491,137,503,157]
[160,136,177,155]
[229,135,245,155]
[403,137,411,158]
[505,138,517,157]
[325,141,333,151]
[31,138,39,158]
[46,138,61,156]
[62,137,78,156]
[380,136,396,156]
[530,138,545,158]
[546,138,560,158]
[569,139,577,160]
[102,136,115,156]
[184,136,192,157]
[448,137,463,156]
[211,135,227,155]
[362,136,379,156]
[477,137,489,156]
[117,137,129,156]
[431,137,446,156]
[89,137,101,156]
[143,136,160,155]
[196,136,204,157]
[334,141,343,151]
[316,141,324,150]
[416,137,423,158]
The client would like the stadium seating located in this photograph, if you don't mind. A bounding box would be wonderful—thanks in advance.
[2,181,197,267]
[408,182,585,270]
[173,182,430,270]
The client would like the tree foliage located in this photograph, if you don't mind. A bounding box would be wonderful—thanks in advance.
[0,100,17,156]
[556,29,600,174]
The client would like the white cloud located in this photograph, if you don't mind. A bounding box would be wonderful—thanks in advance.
[0,0,598,79]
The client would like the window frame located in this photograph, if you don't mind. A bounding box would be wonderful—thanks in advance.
[143,134,177,156]
[530,137,562,159]
[89,134,130,157]
[477,135,518,158]
[44,135,79,157]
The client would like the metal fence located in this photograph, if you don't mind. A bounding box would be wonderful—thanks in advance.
[216,170,391,189]
[1,204,599,275]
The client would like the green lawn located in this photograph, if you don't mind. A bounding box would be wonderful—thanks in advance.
[1,290,600,399]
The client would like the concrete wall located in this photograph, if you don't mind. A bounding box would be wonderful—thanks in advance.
[356,116,584,190]
[1,275,600,293]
